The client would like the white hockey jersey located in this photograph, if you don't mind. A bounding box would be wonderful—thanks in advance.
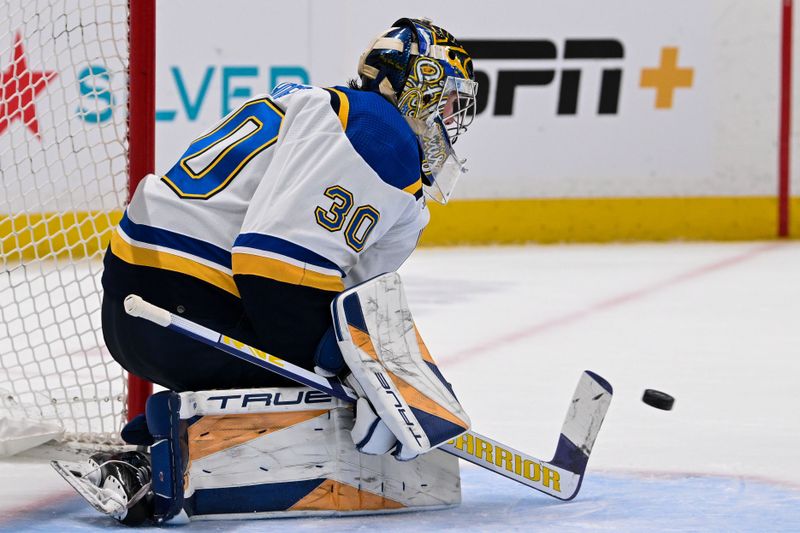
[109,84,429,297]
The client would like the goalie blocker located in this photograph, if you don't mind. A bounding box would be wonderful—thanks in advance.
[324,272,471,461]
[54,386,460,524]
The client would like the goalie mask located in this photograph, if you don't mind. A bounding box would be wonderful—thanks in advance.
[358,18,478,204]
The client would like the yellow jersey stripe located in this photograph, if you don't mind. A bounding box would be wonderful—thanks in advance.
[232,253,344,292]
[110,231,240,296]
[329,88,350,131]
[403,178,423,196]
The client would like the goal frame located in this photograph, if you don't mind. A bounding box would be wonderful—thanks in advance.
[126,0,156,421]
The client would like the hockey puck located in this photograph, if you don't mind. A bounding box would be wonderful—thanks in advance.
[642,389,674,410]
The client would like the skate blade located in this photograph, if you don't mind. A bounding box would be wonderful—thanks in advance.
[50,460,127,517]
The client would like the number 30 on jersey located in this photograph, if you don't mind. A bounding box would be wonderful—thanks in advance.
[315,185,380,252]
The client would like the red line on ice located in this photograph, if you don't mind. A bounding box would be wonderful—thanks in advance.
[439,243,783,367]
[0,489,76,526]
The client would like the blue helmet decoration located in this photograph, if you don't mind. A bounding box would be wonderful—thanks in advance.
[358,18,478,203]
[358,23,417,99]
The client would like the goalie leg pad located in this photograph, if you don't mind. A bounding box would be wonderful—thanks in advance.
[332,272,470,458]
[169,386,460,520]
[146,390,190,523]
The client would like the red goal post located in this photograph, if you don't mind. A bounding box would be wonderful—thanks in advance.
[127,0,156,422]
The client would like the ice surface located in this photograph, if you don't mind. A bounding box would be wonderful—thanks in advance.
[1,242,799,531]
[2,466,799,532]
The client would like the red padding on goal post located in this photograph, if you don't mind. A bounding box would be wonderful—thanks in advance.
[126,0,157,419]
[128,0,156,195]
[779,0,793,237]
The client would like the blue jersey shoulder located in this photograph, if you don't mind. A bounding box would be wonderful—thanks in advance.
[326,86,422,198]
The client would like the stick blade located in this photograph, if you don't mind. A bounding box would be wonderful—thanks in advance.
[549,370,613,499]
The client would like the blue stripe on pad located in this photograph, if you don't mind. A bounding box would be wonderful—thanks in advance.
[234,233,344,275]
[186,479,326,516]
[184,415,203,427]
[332,302,345,342]
[119,214,231,268]
[425,361,457,399]
[409,406,466,447]
[342,293,369,333]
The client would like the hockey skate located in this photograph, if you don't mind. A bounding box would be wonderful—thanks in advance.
[51,451,153,525]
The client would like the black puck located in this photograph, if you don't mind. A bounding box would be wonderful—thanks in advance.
[642,389,674,410]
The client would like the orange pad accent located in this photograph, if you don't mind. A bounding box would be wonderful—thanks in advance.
[348,325,467,431]
[414,324,435,365]
[188,410,328,461]
[349,326,379,361]
[289,479,404,512]
[385,369,469,431]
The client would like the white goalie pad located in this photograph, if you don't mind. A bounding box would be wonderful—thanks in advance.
[331,272,470,458]
[178,387,461,519]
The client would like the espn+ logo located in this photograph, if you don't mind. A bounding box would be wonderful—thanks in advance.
[462,39,624,116]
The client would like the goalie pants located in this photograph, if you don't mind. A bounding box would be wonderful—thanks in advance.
[101,250,333,392]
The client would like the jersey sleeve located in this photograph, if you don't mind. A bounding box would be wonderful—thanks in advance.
[231,87,427,293]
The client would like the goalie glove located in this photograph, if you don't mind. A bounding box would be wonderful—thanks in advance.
[344,373,421,461]
[313,340,419,461]
[330,273,471,460]
[351,397,416,459]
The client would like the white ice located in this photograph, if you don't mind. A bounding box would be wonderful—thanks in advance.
[1,242,799,531]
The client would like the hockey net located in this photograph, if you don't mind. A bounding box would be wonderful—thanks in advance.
[0,0,152,451]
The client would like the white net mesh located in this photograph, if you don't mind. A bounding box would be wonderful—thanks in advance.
[0,0,131,444]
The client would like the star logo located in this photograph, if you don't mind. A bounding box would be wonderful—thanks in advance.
[0,31,57,138]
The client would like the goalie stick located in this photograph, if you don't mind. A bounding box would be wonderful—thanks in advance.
[124,294,612,501]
